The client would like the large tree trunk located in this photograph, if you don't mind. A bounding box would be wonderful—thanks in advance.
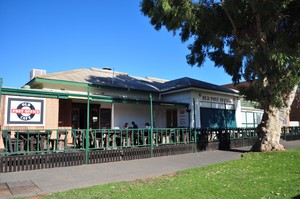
[250,108,285,151]
[251,86,298,152]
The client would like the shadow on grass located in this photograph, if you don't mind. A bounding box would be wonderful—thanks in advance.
[221,148,250,153]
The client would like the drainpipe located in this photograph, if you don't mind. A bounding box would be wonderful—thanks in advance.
[85,84,90,164]
[150,93,153,158]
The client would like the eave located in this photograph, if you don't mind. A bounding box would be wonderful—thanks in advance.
[160,87,240,97]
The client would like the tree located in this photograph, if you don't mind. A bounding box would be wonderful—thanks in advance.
[141,0,300,151]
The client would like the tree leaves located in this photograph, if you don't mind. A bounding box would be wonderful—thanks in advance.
[141,0,300,110]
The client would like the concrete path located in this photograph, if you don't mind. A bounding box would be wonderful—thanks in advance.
[0,140,299,198]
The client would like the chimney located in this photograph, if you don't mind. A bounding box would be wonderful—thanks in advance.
[30,69,46,80]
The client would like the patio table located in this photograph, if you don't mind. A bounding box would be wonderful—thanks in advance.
[50,130,68,150]
[72,130,83,148]
[73,130,95,149]
[16,131,49,152]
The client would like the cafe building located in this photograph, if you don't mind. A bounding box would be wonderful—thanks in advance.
[0,67,240,148]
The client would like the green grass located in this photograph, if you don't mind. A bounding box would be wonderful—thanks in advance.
[42,148,300,199]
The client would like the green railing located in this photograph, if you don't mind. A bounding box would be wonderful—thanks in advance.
[0,129,68,156]
[0,128,193,156]
[70,128,193,150]
[281,126,300,140]
[3,126,299,156]
[195,128,256,142]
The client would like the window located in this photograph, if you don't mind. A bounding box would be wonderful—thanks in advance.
[200,108,237,129]
[241,111,263,128]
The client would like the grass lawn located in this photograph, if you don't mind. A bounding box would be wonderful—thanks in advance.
[40,148,300,199]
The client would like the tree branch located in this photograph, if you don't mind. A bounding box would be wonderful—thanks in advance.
[220,1,245,46]
[249,2,268,52]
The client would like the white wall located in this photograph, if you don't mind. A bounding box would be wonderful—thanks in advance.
[113,103,189,128]
[160,91,193,128]
[153,106,167,127]
[113,103,151,128]
[235,99,242,127]
[112,89,241,129]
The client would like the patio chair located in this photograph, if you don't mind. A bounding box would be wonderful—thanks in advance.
[2,131,14,153]
[50,130,68,151]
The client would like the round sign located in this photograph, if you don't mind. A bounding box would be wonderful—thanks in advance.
[16,102,36,121]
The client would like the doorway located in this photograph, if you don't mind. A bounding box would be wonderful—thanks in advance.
[99,108,111,128]
[166,109,178,128]
[71,103,103,129]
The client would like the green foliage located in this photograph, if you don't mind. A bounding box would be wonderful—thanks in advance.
[42,148,300,199]
[141,0,300,109]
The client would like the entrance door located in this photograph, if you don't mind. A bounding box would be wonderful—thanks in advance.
[71,103,101,129]
[166,109,178,128]
[90,106,100,129]
[72,107,80,129]
[100,108,111,128]
[59,99,72,127]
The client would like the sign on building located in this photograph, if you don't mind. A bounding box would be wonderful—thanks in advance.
[5,96,45,126]
[179,109,188,127]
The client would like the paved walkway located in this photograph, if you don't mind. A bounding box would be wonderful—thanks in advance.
[0,140,299,199]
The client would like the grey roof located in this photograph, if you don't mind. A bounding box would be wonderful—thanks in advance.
[32,68,236,94]
[89,74,163,92]
[159,77,237,94]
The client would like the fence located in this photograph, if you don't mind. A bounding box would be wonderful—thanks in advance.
[281,126,300,141]
[5,127,300,173]
[0,128,194,156]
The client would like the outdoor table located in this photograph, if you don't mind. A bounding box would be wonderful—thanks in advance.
[183,129,190,143]
[100,129,130,148]
[130,128,141,146]
[113,129,121,147]
[161,129,170,144]
[17,131,49,152]
[125,129,132,146]
[153,130,160,145]
[92,130,103,148]
[141,129,149,145]
[72,130,83,148]
[73,130,95,149]
[104,130,119,148]
[50,131,68,150]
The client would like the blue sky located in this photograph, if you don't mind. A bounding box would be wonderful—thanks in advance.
[0,0,232,88]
